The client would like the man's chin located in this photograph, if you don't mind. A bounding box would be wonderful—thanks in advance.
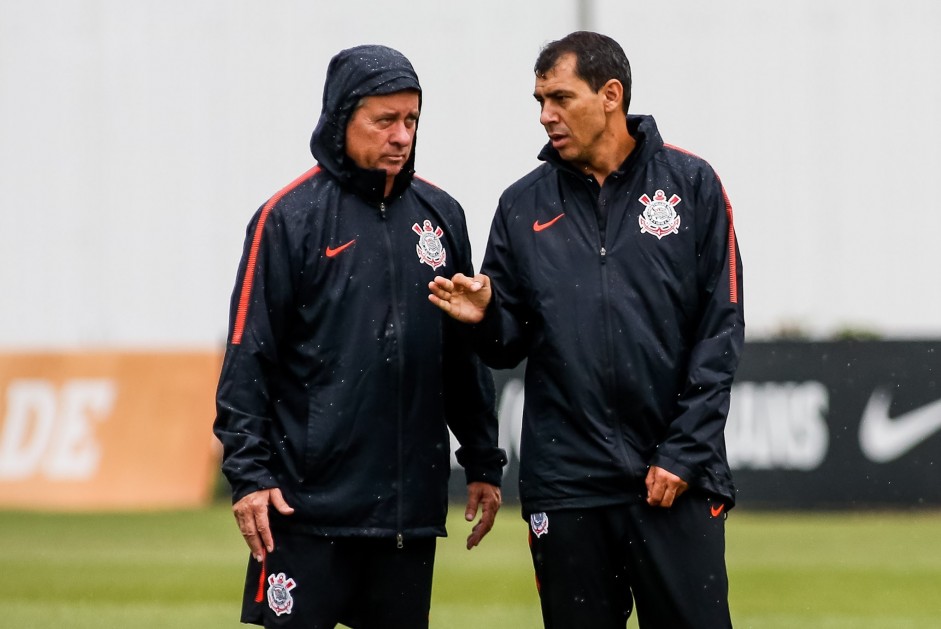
[557,147,580,163]
[380,161,406,176]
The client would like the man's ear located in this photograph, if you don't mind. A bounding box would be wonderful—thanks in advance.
[601,79,624,113]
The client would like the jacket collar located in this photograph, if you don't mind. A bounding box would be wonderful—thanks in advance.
[538,114,664,179]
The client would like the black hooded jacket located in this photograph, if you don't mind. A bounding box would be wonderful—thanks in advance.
[214,45,505,540]
[476,115,744,513]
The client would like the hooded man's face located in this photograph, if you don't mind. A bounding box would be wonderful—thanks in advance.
[345,90,420,195]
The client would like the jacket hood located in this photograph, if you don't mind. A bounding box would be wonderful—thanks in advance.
[310,45,422,202]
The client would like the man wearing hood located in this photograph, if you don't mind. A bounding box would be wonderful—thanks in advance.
[214,45,506,629]
[429,32,743,628]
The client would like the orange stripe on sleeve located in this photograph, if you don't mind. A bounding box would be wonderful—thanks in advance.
[722,187,739,304]
[663,143,739,304]
[231,166,321,345]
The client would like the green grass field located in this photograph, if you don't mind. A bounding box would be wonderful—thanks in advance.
[2,505,940,628]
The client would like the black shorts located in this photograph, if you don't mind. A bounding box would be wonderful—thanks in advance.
[240,527,436,629]
[527,492,732,629]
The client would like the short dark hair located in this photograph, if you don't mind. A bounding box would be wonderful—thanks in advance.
[534,31,632,113]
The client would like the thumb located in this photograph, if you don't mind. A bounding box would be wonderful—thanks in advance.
[269,488,295,515]
[465,491,480,522]
[471,274,489,291]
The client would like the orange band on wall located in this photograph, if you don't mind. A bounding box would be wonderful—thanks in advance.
[0,351,222,510]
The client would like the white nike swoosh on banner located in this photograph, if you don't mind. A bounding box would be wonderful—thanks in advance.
[859,388,941,463]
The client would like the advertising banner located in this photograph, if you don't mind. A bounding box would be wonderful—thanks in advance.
[463,341,941,509]
[10,342,934,511]
[727,340,941,508]
[0,351,221,510]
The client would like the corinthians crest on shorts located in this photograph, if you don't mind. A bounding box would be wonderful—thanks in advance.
[638,189,682,239]
[412,219,447,270]
[530,512,549,537]
[267,572,297,616]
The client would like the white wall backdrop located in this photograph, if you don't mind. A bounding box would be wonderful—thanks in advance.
[1,0,939,348]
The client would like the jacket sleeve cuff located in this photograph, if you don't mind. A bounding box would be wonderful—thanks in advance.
[472,292,503,342]
[456,446,508,487]
[648,453,694,486]
[229,475,279,504]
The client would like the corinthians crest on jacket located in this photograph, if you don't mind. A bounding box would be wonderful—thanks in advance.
[412,219,447,270]
[638,189,681,239]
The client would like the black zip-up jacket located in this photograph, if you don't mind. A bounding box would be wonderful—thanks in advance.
[213,45,505,540]
[476,115,744,513]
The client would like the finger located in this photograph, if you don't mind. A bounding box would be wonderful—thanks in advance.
[466,506,496,549]
[646,477,665,506]
[427,279,456,309]
[474,273,493,291]
[244,532,265,562]
[466,526,481,549]
[269,488,295,515]
[454,273,484,293]
[665,480,688,507]
[466,522,485,549]
[464,486,483,548]
[469,274,488,292]
[253,502,275,554]
[428,278,453,297]
[660,485,677,508]
[436,275,455,291]
[234,507,256,540]
[644,468,661,506]
[465,492,481,522]
[676,481,689,498]
[428,293,452,312]
[479,501,497,530]
[234,508,265,561]
[466,510,493,549]
[466,486,500,549]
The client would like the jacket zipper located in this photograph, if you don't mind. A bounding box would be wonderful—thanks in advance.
[380,201,406,549]
[593,184,632,473]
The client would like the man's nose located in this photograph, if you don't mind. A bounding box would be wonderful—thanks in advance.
[389,121,413,146]
[539,103,558,127]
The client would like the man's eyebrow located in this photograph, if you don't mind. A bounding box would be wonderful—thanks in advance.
[535,89,569,100]
[373,108,419,117]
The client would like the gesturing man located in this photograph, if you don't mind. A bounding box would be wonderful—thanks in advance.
[430,31,744,629]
